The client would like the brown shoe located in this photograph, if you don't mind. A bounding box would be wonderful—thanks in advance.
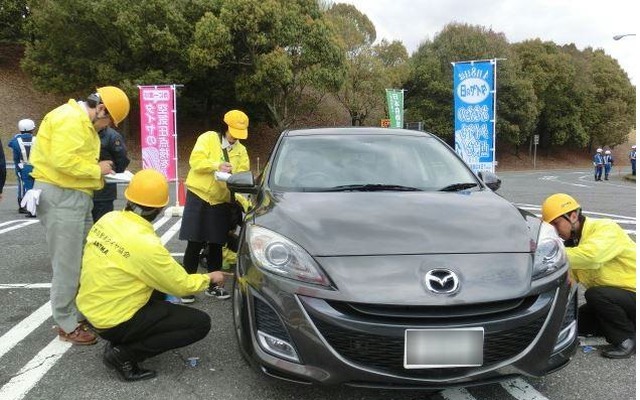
[56,324,98,345]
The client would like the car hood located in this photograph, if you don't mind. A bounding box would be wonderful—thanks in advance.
[252,190,533,256]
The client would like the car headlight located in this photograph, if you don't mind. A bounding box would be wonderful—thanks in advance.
[532,222,568,279]
[247,225,331,287]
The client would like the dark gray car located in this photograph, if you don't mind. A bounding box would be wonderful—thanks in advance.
[228,127,577,389]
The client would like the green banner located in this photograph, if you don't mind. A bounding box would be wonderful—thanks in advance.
[385,89,404,128]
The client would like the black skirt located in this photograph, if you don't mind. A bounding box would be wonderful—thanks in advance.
[179,190,231,244]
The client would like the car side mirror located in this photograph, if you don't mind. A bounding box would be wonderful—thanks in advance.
[227,171,259,194]
[477,171,502,191]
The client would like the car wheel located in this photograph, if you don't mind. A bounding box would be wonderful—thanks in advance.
[232,277,255,367]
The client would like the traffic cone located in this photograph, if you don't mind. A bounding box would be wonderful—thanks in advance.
[178,180,186,206]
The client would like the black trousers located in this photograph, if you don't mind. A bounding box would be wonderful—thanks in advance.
[96,292,211,362]
[578,286,636,345]
[183,241,223,274]
[92,200,114,223]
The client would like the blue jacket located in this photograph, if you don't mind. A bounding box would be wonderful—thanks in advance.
[593,153,604,166]
[94,127,130,202]
[8,132,35,178]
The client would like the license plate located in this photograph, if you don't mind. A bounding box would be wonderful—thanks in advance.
[404,328,484,368]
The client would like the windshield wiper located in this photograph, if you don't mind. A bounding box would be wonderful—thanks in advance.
[317,184,422,192]
[439,182,479,192]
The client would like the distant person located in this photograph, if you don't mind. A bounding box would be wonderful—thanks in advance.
[92,126,130,222]
[603,149,614,181]
[77,169,227,381]
[629,145,636,176]
[542,193,636,359]
[592,148,604,181]
[31,86,129,345]
[178,110,250,303]
[0,137,6,202]
[8,119,37,216]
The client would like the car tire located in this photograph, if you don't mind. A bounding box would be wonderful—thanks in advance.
[232,276,257,368]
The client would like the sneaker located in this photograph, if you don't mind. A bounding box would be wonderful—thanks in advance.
[56,324,98,345]
[165,294,182,304]
[205,284,230,300]
[180,295,196,304]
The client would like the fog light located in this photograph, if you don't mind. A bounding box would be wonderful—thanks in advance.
[257,330,300,362]
[553,320,577,353]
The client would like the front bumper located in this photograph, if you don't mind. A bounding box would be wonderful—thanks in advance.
[240,276,578,388]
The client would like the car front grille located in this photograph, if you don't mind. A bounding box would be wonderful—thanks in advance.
[309,314,546,379]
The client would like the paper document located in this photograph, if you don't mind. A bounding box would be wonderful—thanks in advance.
[104,170,134,183]
[215,171,232,182]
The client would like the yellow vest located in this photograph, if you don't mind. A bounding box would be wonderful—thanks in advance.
[77,211,210,329]
[184,131,250,205]
[30,99,103,195]
[568,217,636,292]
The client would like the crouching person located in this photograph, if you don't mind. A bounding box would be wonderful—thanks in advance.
[76,169,226,381]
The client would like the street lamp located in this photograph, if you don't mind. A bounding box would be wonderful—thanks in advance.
[613,34,636,40]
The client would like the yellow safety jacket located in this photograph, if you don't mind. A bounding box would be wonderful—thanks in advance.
[30,99,103,195]
[568,217,636,292]
[77,211,211,329]
[184,131,250,205]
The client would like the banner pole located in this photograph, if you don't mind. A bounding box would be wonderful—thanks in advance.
[172,84,179,207]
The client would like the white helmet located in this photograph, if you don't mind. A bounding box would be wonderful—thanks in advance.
[18,119,35,132]
[605,150,611,154]
[596,148,603,153]
[633,145,637,149]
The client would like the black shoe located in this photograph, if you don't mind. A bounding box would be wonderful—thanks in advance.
[25,212,36,218]
[18,207,28,214]
[602,338,635,359]
[103,343,157,381]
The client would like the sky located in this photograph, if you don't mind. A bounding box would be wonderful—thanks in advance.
[336,0,638,85]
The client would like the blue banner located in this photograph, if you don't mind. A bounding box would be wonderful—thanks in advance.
[453,60,495,173]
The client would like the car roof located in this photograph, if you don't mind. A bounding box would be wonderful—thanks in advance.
[282,127,435,138]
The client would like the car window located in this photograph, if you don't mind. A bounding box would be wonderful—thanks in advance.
[269,134,478,191]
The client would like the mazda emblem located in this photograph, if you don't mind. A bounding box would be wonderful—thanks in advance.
[424,269,460,294]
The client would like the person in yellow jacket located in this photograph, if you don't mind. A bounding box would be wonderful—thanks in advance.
[76,169,227,381]
[542,193,636,359]
[178,110,250,302]
[31,86,129,346]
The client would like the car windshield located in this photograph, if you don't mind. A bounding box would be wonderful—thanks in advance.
[269,133,479,192]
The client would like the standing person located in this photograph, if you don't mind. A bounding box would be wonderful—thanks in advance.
[178,109,250,303]
[0,137,6,202]
[592,148,604,181]
[541,193,636,359]
[77,169,226,381]
[603,149,614,181]
[31,86,130,345]
[92,126,130,222]
[8,119,37,216]
[629,145,636,176]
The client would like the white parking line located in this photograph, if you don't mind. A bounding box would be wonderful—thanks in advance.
[0,302,52,359]
[441,387,477,400]
[500,378,550,400]
[0,338,71,400]
[0,220,39,235]
[0,283,52,289]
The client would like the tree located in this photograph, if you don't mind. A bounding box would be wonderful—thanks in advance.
[325,4,408,126]
[0,0,29,43]
[189,0,346,130]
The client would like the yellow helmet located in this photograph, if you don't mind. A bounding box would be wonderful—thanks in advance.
[96,86,130,127]
[541,193,580,223]
[124,169,169,208]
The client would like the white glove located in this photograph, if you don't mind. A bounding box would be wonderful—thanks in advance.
[20,189,42,216]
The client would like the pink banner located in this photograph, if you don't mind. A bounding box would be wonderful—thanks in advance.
[139,85,176,180]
